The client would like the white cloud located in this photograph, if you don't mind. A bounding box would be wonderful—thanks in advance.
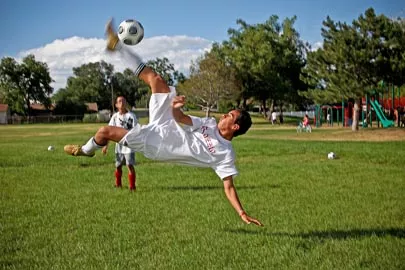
[310,41,323,51]
[18,36,213,91]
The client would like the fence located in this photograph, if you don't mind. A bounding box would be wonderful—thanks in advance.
[282,111,315,119]
[6,115,86,124]
[3,109,150,125]
[261,111,315,119]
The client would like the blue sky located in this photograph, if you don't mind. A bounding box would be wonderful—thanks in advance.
[1,0,402,56]
[0,0,403,90]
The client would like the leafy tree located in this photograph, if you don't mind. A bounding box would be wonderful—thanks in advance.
[0,55,53,115]
[52,88,87,116]
[146,57,186,86]
[64,61,114,110]
[301,8,405,131]
[55,58,184,112]
[178,51,240,116]
[112,68,146,108]
[222,16,307,116]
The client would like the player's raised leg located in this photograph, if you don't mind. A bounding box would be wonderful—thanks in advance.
[64,126,128,157]
[105,18,170,94]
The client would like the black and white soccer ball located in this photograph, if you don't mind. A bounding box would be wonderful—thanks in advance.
[327,152,336,159]
[118,19,144,46]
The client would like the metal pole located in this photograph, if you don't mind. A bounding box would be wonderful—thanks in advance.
[337,106,340,126]
[342,98,345,127]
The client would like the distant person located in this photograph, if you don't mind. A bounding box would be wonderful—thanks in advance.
[394,107,399,127]
[279,113,284,124]
[400,107,405,128]
[102,96,138,191]
[326,112,331,126]
[302,114,309,127]
[271,111,277,125]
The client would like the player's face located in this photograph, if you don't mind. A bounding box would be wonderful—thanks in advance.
[116,97,126,110]
[218,110,241,131]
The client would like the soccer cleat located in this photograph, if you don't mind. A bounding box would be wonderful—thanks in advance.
[105,18,120,51]
[64,145,95,157]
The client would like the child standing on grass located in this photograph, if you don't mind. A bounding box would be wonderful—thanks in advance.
[102,96,138,191]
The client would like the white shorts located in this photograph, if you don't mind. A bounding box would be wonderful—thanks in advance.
[148,86,177,124]
[115,152,135,167]
[120,87,177,156]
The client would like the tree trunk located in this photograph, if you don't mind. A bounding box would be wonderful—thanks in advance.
[242,98,247,109]
[205,107,210,118]
[261,99,267,119]
[268,100,275,121]
[279,102,284,124]
[352,100,360,132]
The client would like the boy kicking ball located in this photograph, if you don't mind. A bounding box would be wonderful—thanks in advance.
[64,18,263,226]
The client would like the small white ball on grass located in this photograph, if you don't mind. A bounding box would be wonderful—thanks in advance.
[48,146,54,151]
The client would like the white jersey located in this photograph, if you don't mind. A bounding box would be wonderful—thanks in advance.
[121,87,238,180]
[271,112,277,120]
[124,117,237,180]
[109,111,138,154]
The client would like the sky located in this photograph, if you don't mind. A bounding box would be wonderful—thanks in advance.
[0,0,403,91]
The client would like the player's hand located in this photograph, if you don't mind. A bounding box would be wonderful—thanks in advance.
[241,212,263,226]
[171,95,186,109]
[101,146,108,155]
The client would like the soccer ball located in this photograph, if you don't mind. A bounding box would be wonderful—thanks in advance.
[48,145,54,151]
[327,152,336,159]
[118,19,144,46]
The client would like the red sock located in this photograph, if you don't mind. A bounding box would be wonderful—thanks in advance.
[128,173,136,191]
[115,169,122,187]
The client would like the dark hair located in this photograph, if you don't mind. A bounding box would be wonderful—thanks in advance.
[233,109,252,137]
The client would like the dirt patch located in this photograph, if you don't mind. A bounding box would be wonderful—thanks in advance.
[248,127,405,142]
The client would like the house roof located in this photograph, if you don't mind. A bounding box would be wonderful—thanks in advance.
[0,104,9,112]
[0,104,8,112]
[30,103,55,111]
[85,103,98,112]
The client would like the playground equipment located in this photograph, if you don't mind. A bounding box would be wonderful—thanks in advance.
[369,99,394,128]
[296,122,312,133]
[314,89,403,128]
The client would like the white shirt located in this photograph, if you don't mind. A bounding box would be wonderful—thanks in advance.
[271,112,277,120]
[126,116,238,180]
[109,111,138,154]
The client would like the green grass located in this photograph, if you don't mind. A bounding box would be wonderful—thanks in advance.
[0,123,404,269]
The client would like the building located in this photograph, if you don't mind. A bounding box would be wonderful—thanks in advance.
[0,104,10,124]
[85,102,98,113]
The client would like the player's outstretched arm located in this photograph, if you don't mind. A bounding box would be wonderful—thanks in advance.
[171,95,192,126]
[223,176,263,226]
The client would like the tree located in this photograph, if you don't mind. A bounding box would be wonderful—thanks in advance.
[64,61,114,110]
[146,57,186,86]
[222,16,307,117]
[0,55,53,115]
[52,88,87,116]
[112,68,146,108]
[178,51,240,117]
[301,8,405,131]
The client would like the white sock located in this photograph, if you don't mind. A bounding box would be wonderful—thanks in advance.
[116,42,145,76]
[81,137,103,154]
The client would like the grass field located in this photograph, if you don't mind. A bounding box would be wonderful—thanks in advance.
[1,117,404,269]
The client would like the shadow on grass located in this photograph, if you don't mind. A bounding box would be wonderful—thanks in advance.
[156,184,281,192]
[226,228,405,239]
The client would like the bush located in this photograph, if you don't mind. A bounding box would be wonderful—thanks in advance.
[218,101,235,113]
[82,113,98,123]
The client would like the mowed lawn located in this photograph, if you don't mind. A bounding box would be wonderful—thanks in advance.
[0,120,404,270]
